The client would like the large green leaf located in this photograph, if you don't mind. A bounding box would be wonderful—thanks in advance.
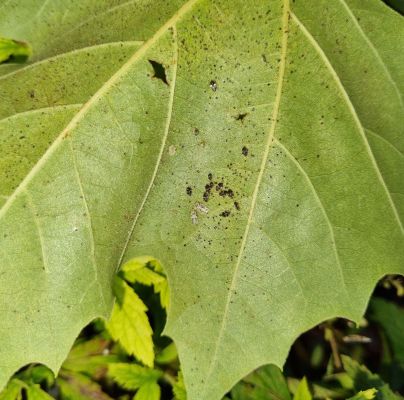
[0,1,403,400]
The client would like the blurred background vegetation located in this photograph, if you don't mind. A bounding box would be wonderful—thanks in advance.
[1,264,404,400]
[382,0,404,15]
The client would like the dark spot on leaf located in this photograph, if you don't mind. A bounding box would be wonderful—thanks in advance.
[234,201,240,211]
[148,60,169,85]
[219,189,234,198]
[235,113,248,123]
[209,80,218,91]
[242,146,249,156]
[186,186,193,196]
[220,210,231,217]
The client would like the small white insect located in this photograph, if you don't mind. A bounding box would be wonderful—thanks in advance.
[191,202,210,224]
[209,80,218,91]
[195,203,209,214]
[191,210,198,224]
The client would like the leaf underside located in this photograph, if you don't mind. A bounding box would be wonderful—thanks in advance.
[0,1,403,400]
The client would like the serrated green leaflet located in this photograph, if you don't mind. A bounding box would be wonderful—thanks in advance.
[0,379,24,400]
[348,389,378,400]
[293,378,312,400]
[108,363,162,391]
[25,385,53,400]
[134,382,161,400]
[342,356,402,400]
[173,371,187,400]
[232,364,292,400]
[0,1,403,400]
[107,277,154,366]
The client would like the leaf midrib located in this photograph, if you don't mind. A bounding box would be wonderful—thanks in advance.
[202,2,404,393]
[201,0,291,393]
[116,25,179,271]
